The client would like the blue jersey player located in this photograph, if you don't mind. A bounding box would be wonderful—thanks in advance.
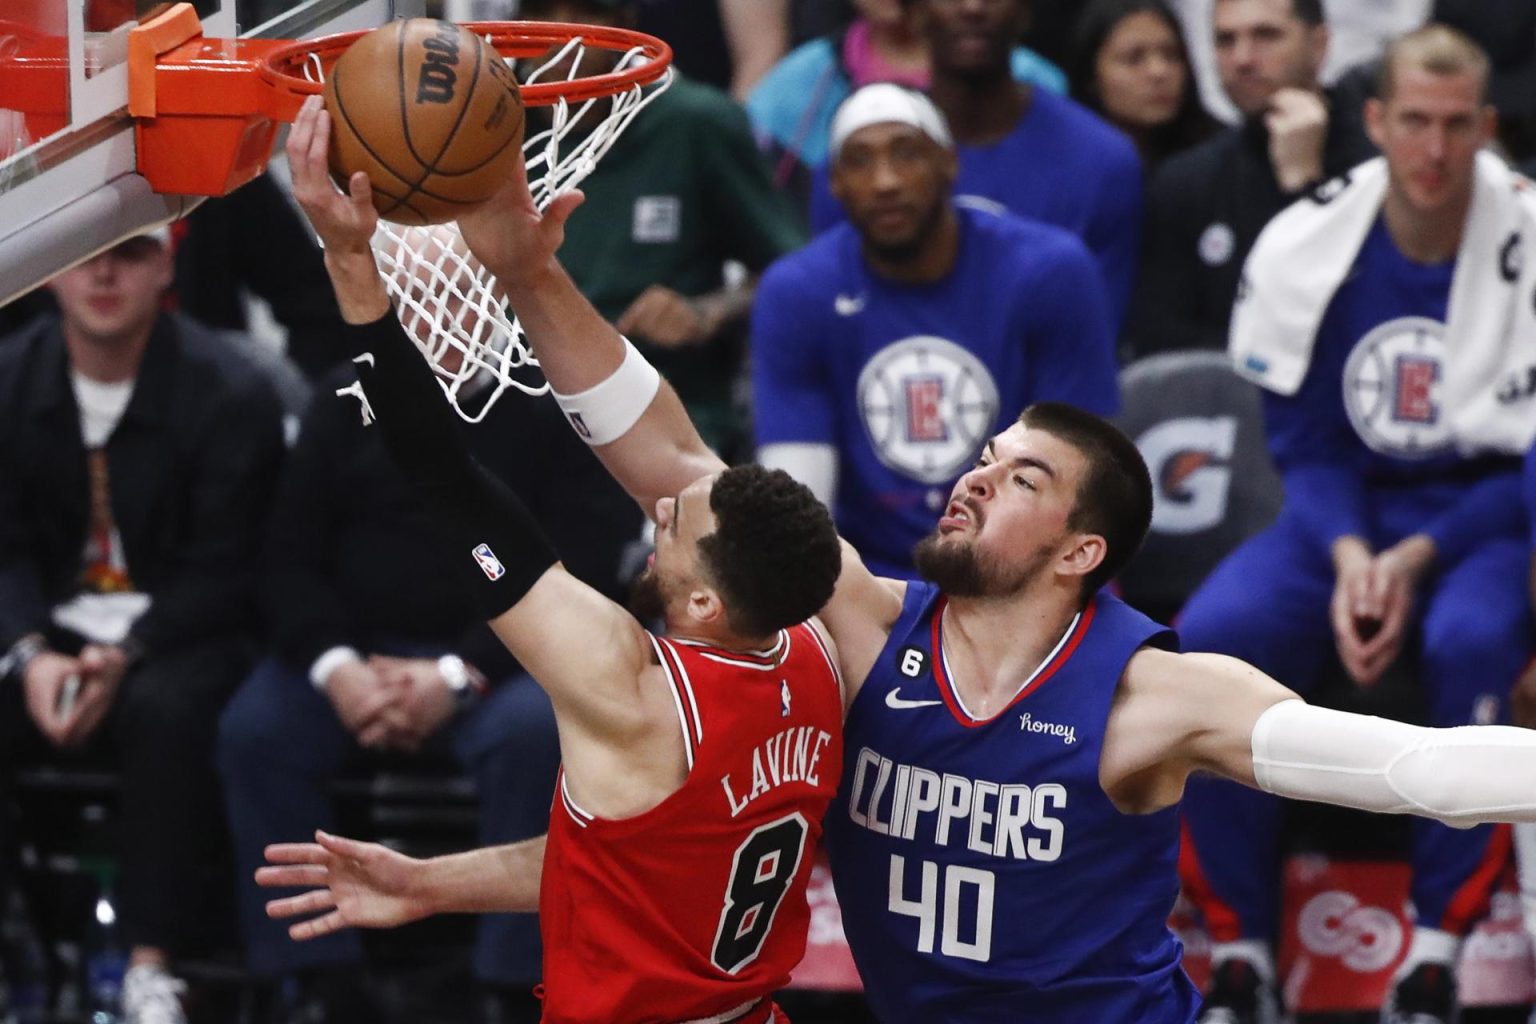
[755,85,1119,580]
[404,85,1536,1024]
[1180,27,1536,1023]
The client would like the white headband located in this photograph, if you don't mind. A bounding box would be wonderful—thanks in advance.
[829,83,953,162]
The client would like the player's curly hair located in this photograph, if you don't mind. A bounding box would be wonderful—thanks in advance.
[698,465,842,638]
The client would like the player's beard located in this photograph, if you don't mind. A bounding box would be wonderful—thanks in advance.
[912,532,1046,599]
[861,193,948,266]
[628,567,668,624]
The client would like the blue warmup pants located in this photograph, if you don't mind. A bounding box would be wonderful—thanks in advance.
[217,653,560,984]
[1178,509,1527,942]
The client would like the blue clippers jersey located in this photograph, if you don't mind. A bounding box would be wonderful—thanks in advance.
[752,205,1119,578]
[1266,217,1462,483]
[825,583,1198,1023]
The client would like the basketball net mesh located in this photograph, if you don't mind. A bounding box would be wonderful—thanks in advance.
[316,34,673,422]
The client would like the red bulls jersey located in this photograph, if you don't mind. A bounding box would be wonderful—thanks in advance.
[540,623,844,1024]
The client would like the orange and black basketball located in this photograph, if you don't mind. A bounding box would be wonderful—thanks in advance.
[323,18,525,225]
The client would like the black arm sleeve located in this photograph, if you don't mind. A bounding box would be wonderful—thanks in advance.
[341,312,557,621]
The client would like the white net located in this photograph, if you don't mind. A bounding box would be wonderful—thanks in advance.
[308,32,673,421]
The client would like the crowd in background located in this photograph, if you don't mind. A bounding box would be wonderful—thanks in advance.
[2,0,1536,1023]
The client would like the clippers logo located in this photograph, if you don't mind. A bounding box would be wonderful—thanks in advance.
[1136,416,1237,535]
[904,378,947,443]
[857,336,1000,485]
[472,543,506,581]
[1393,357,1438,423]
[417,20,461,104]
[1296,890,1403,973]
[1342,317,1452,459]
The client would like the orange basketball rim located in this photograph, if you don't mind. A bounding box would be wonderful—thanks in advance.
[0,2,673,197]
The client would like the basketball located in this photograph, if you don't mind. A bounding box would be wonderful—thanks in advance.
[323,19,525,225]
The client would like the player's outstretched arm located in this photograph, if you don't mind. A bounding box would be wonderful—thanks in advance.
[286,95,653,738]
[455,169,725,516]
[1114,648,1536,828]
[258,831,546,940]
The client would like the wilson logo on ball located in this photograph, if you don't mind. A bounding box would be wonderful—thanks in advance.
[417,20,461,104]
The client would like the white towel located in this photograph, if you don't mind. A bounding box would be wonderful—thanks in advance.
[1230,151,1536,456]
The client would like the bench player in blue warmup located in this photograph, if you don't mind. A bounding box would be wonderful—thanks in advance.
[312,97,1536,1024]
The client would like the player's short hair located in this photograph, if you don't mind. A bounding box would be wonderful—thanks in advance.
[1376,24,1490,105]
[698,465,841,638]
[1017,402,1152,597]
[1214,0,1322,26]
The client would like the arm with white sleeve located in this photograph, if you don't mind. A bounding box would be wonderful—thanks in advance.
[1120,648,1536,827]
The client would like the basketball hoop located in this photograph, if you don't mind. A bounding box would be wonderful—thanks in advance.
[257,20,675,419]
[1,4,677,417]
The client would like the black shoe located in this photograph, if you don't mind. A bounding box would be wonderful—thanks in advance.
[1197,958,1275,1024]
[1382,963,1458,1024]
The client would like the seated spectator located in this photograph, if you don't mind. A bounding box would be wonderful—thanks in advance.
[748,0,1065,209]
[810,0,1144,331]
[1068,0,1219,172]
[1177,27,1536,1023]
[0,229,286,1024]
[525,0,806,461]
[753,85,1119,578]
[1433,1,1536,169]
[1126,0,1377,360]
[217,228,644,1023]
[173,172,352,382]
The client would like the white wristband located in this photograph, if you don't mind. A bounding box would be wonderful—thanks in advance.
[309,646,363,691]
[551,336,661,446]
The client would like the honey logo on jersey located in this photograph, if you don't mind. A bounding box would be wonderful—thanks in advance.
[1019,713,1076,745]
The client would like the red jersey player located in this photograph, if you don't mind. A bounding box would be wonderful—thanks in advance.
[258,96,845,1024]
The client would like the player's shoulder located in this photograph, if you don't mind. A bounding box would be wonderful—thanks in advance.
[1032,90,1138,163]
[964,205,1096,280]
[760,225,854,297]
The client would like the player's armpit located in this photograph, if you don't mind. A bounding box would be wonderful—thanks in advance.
[1103,649,1298,807]
[487,566,653,739]
[815,539,907,707]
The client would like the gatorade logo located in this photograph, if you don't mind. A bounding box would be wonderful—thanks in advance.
[417,21,461,104]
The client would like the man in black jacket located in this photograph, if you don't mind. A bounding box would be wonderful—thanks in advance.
[0,229,286,1024]
[1125,0,1377,360]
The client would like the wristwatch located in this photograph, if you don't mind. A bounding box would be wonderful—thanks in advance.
[436,654,485,707]
[2,633,48,682]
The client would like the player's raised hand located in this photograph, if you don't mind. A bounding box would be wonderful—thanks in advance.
[456,148,584,286]
[286,94,378,256]
[258,831,430,940]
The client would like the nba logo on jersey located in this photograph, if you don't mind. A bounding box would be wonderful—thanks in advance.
[472,543,506,581]
[905,378,948,443]
[567,412,592,440]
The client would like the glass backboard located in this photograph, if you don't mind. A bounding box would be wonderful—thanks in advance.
[0,0,419,306]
